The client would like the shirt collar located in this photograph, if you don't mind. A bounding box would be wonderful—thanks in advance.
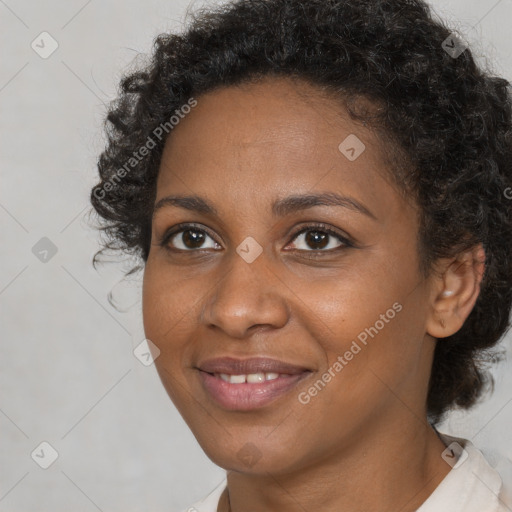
[416,432,506,512]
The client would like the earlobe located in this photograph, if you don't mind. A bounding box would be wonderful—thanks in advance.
[426,244,485,339]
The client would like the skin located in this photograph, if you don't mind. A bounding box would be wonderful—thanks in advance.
[142,76,485,512]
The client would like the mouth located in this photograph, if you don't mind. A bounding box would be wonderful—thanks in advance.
[210,372,285,383]
[196,357,313,411]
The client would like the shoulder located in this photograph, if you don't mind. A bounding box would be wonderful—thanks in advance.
[176,478,227,512]
[477,440,512,511]
[419,432,512,512]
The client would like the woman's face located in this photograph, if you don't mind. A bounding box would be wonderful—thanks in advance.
[143,77,437,474]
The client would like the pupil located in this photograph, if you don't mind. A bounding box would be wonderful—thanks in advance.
[306,231,328,249]
[183,230,205,248]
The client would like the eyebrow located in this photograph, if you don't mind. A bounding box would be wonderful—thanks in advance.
[153,192,376,220]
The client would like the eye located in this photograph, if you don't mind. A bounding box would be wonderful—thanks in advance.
[286,223,352,253]
[160,223,221,251]
[159,222,353,255]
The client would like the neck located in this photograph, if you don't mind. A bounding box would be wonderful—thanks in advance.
[221,419,451,512]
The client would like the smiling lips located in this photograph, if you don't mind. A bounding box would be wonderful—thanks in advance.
[197,357,312,410]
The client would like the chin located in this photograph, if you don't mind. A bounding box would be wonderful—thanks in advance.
[198,435,304,475]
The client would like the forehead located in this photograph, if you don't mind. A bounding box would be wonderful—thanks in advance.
[155,77,401,220]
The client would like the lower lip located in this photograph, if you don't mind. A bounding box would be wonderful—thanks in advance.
[198,371,310,411]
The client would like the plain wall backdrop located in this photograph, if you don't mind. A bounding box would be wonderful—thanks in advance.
[1,0,512,510]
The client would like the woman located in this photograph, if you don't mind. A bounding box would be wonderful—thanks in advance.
[91,0,512,510]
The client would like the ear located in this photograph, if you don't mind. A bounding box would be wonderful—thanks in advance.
[426,244,486,339]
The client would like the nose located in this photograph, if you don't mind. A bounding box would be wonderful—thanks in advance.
[200,250,290,339]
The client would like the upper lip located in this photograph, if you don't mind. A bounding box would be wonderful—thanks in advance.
[197,357,311,375]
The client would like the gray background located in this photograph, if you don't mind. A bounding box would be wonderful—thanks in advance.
[1,0,511,510]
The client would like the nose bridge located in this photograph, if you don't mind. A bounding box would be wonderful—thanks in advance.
[200,247,289,337]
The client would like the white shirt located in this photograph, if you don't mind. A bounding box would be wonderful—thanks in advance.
[178,433,512,512]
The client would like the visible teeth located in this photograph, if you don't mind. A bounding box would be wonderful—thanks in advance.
[246,373,265,383]
[215,372,282,383]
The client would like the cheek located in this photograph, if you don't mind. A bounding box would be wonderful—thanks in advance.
[142,262,201,413]
[142,258,198,340]
[293,262,407,356]
[291,319,420,449]
[141,261,199,385]
[308,298,428,433]
[294,262,426,413]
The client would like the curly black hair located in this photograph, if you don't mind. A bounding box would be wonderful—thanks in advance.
[90,0,512,425]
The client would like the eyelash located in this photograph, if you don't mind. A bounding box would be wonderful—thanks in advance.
[159,222,354,258]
